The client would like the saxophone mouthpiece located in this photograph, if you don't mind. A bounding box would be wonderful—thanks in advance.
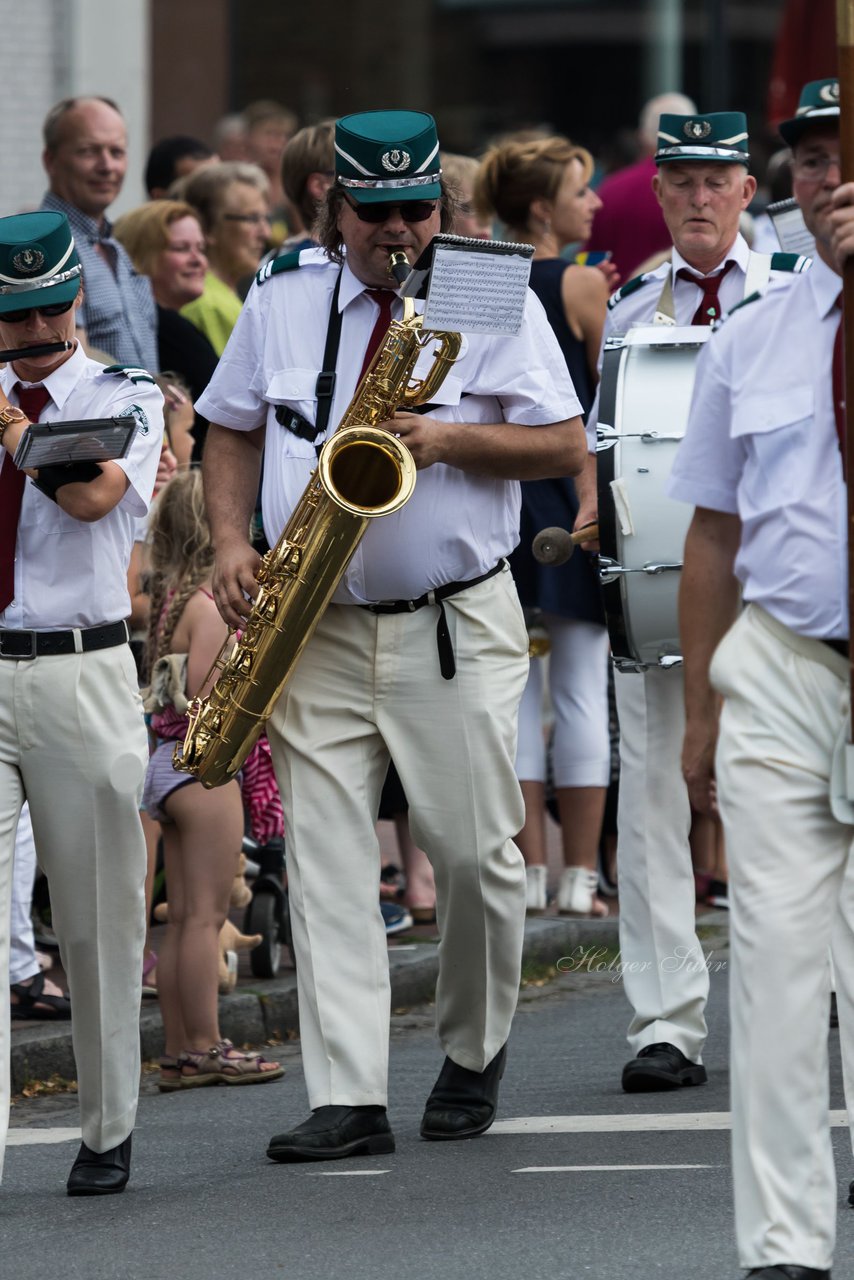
[388,252,411,287]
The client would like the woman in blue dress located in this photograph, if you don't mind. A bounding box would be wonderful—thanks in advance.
[474,135,611,917]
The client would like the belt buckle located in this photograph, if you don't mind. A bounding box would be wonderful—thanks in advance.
[0,629,37,659]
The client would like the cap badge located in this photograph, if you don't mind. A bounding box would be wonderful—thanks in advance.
[819,82,840,104]
[381,148,411,173]
[684,120,712,140]
[11,246,45,275]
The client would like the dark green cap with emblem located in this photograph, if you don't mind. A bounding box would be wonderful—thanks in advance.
[0,211,82,315]
[779,78,840,147]
[655,112,750,165]
[334,110,442,203]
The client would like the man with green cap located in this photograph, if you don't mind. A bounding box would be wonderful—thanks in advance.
[584,108,811,1098]
[0,210,163,1194]
[199,109,586,1161]
[670,78,854,1279]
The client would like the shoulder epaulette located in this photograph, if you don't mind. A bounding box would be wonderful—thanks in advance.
[256,250,303,286]
[769,251,812,274]
[607,273,652,311]
[101,364,155,385]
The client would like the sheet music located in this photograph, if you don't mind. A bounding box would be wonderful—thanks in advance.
[423,246,532,335]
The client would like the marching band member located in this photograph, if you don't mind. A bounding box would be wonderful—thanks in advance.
[670,78,852,1280]
[0,211,163,1193]
[198,108,586,1162]
[587,111,809,1093]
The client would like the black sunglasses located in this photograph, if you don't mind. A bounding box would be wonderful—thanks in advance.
[2,297,76,324]
[343,192,438,224]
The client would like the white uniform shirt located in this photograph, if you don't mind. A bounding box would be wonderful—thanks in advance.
[586,233,759,451]
[667,255,847,639]
[0,344,164,630]
[196,249,581,605]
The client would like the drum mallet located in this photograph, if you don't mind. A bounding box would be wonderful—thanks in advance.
[532,522,599,565]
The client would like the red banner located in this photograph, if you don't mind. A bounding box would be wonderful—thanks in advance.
[768,0,837,126]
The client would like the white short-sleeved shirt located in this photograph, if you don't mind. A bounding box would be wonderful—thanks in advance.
[667,255,847,639]
[585,234,782,452]
[0,344,164,630]
[196,249,582,604]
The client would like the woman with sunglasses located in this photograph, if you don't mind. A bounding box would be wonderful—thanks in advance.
[474,135,611,920]
[177,162,271,356]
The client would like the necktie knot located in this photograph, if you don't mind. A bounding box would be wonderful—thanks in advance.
[676,260,735,325]
[15,382,51,423]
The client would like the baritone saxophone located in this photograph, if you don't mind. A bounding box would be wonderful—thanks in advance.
[173,252,462,788]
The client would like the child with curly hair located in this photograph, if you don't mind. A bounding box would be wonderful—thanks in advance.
[143,470,283,1088]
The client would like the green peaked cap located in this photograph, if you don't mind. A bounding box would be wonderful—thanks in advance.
[655,112,749,165]
[779,78,840,146]
[334,110,442,203]
[0,211,82,314]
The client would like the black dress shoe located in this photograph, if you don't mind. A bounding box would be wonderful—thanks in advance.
[266,1105,394,1162]
[621,1042,707,1093]
[746,1267,831,1278]
[66,1133,132,1196]
[420,1045,507,1140]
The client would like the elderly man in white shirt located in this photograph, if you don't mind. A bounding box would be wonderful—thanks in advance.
[584,110,809,1095]
[0,211,163,1196]
[199,109,587,1163]
[669,78,854,1280]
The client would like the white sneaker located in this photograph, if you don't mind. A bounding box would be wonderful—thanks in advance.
[557,867,607,917]
[525,864,547,914]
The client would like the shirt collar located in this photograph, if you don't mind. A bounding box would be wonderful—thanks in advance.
[3,341,86,411]
[672,232,750,280]
[41,191,111,242]
[339,259,399,313]
[807,253,842,319]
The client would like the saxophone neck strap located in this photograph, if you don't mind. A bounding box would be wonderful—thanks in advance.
[314,267,344,444]
[273,268,343,455]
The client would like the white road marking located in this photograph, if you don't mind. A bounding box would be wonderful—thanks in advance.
[514,1163,720,1173]
[305,1169,391,1176]
[491,1111,848,1134]
[7,1127,81,1146]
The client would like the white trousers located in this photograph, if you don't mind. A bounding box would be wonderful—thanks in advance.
[268,567,530,1108]
[0,646,148,1179]
[515,616,611,788]
[10,802,37,986]
[711,604,854,1271]
[615,666,709,1061]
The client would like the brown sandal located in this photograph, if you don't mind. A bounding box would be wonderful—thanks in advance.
[180,1040,284,1087]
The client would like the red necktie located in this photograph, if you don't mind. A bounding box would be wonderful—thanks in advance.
[0,384,51,611]
[676,260,735,325]
[833,293,846,479]
[358,290,395,382]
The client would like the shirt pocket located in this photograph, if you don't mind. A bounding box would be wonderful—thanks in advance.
[265,368,321,458]
[730,385,814,515]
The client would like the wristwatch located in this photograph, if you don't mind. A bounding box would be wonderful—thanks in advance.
[0,404,27,447]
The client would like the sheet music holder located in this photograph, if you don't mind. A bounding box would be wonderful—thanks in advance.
[766,197,816,258]
[399,234,535,336]
[13,417,137,470]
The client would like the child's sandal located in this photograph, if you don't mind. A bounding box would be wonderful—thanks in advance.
[180,1040,284,1087]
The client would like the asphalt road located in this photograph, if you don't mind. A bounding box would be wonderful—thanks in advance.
[4,950,852,1280]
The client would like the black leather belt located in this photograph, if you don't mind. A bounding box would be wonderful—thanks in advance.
[360,561,505,681]
[821,638,849,658]
[0,620,129,660]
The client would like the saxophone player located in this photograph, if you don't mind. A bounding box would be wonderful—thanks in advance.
[198,110,586,1162]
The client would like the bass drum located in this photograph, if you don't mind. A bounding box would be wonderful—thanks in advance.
[596,325,710,670]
